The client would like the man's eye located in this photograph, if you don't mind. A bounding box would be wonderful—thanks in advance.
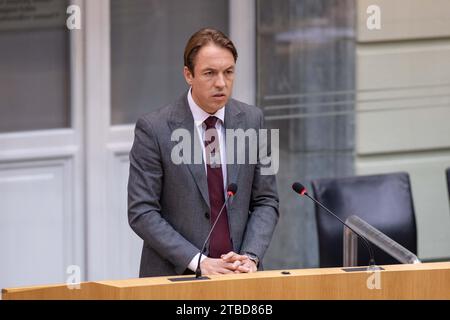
[227,70,234,74]
[204,71,213,76]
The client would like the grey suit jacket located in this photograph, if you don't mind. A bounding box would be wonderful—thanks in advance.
[127,92,279,277]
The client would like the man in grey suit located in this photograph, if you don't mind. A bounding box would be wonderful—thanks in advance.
[128,28,279,277]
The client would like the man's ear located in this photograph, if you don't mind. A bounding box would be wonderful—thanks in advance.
[183,66,194,85]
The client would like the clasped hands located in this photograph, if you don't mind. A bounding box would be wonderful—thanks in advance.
[200,251,257,275]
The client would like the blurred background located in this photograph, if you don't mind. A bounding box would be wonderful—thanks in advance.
[1,0,449,291]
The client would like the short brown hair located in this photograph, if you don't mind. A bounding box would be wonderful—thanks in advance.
[184,28,238,75]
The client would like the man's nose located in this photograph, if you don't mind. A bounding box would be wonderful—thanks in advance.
[214,73,226,88]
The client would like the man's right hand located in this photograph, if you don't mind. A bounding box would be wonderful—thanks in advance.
[200,257,242,275]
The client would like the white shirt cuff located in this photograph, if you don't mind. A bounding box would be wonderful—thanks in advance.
[187,253,207,272]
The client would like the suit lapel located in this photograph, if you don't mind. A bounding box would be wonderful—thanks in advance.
[224,100,244,250]
[168,93,210,208]
[167,95,245,210]
[224,100,244,189]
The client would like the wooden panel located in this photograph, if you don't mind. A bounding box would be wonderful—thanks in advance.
[2,283,113,300]
[357,0,450,42]
[3,262,450,300]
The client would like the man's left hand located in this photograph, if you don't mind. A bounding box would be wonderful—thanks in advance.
[220,251,257,273]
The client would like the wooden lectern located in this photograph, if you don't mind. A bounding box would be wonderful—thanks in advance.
[3,262,450,300]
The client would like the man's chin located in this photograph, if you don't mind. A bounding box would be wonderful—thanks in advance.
[206,101,228,113]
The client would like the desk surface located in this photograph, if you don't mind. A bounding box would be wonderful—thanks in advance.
[3,262,450,300]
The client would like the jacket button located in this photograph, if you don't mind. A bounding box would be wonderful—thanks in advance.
[205,212,210,219]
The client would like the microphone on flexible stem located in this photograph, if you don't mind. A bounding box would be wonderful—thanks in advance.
[195,183,238,279]
[169,183,238,282]
[292,182,377,269]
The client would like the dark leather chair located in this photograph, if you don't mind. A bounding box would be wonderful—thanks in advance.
[311,172,417,267]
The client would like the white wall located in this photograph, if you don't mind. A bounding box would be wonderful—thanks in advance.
[0,0,85,292]
[356,0,450,260]
[229,0,255,105]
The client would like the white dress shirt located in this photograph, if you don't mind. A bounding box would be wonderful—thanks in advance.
[186,88,228,272]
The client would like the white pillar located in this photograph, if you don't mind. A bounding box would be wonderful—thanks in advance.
[229,0,256,105]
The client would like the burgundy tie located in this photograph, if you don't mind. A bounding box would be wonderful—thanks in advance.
[203,116,232,258]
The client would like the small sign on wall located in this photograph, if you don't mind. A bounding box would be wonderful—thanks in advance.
[0,0,67,31]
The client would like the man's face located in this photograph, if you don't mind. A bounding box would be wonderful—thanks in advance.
[184,44,235,114]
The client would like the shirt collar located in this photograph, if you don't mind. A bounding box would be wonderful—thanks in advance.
[187,87,225,127]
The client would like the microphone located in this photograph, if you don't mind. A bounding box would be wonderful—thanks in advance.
[292,182,376,268]
[195,183,238,279]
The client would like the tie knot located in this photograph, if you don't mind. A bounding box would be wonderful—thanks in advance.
[204,116,218,129]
